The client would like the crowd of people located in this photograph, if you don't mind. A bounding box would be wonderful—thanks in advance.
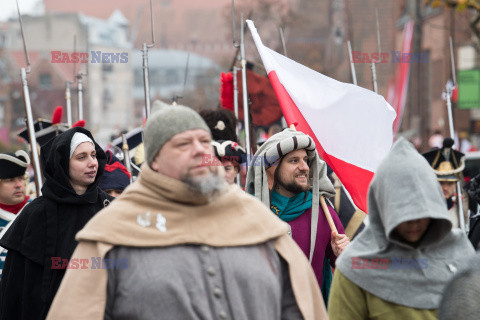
[0,101,478,319]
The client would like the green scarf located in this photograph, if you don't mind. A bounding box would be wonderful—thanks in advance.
[270,190,312,222]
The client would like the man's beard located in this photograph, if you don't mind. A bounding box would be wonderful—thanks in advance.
[277,172,311,195]
[181,168,226,200]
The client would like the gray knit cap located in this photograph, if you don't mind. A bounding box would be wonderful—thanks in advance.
[144,100,211,165]
[245,128,335,262]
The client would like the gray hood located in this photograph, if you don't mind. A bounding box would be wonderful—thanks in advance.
[336,138,474,309]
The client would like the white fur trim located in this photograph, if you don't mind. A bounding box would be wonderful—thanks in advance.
[0,150,30,167]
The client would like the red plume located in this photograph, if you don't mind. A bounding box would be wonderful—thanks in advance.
[451,85,458,103]
[72,120,86,128]
[51,106,63,124]
[220,72,234,111]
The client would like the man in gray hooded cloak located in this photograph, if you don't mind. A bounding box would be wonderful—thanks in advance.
[328,138,474,320]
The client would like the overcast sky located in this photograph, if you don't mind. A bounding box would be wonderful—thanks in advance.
[0,0,43,22]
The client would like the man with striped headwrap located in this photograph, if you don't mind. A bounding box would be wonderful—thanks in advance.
[246,128,349,302]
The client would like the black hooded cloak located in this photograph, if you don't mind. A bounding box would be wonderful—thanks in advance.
[0,127,113,319]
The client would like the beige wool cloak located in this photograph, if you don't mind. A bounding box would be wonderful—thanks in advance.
[47,164,327,320]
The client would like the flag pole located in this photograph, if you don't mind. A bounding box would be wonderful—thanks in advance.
[16,0,42,196]
[347,40,357,86]
[240,14,251,159]
[447,36,466,232]
[142,0,156,119]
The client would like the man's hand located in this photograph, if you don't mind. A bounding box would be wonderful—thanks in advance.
[331,231,350,256]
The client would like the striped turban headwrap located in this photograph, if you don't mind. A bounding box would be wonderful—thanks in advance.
[245,128,335,262]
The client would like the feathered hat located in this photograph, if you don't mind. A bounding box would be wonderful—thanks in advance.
[17,106,85,147]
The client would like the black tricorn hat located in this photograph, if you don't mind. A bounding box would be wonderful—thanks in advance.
[0,150,30,179]
[111,127,144,151]
[17,119,69,147]
[422,138,465,182]
[211,140,246,166]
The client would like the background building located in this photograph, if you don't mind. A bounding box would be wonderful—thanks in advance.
[1,0,480,151]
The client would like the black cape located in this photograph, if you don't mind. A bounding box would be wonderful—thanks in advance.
[0,127,113,320]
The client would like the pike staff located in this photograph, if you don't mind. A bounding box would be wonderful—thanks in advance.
[240,14,251,159]
[75,32,88,122]
[65,81,72,126]
[347,41,357,86]
[16,0,42,196]
[77,72,84,120]
[172,53,190,105]
[370,8,381,94]
[279,26,288,57]
[446,36,466,232]
[121,134,133,183]
[66,35,77,127]
[232,66,241,186]
[232,66,240,138]
[142,0,156,119]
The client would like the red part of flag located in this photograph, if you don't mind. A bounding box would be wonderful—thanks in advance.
[268,71,373,211]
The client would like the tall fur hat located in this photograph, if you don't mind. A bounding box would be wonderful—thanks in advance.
[199,108,239,142]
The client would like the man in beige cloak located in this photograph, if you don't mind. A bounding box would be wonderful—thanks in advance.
[47,102,327,320]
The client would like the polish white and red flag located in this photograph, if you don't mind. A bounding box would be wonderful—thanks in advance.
[247,20,396,212]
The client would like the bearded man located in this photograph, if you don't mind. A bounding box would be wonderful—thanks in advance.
[47,102,328,320]
[246,128,350,302]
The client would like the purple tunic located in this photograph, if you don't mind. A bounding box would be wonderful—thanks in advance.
[288,205,344,287]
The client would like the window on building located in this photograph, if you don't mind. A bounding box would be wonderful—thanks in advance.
[163,69,179,85]
[38,73,52,90]
[135,69,143,86]
[102,64,113,73]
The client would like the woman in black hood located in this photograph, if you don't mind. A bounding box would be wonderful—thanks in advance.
[0,127,112,319]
